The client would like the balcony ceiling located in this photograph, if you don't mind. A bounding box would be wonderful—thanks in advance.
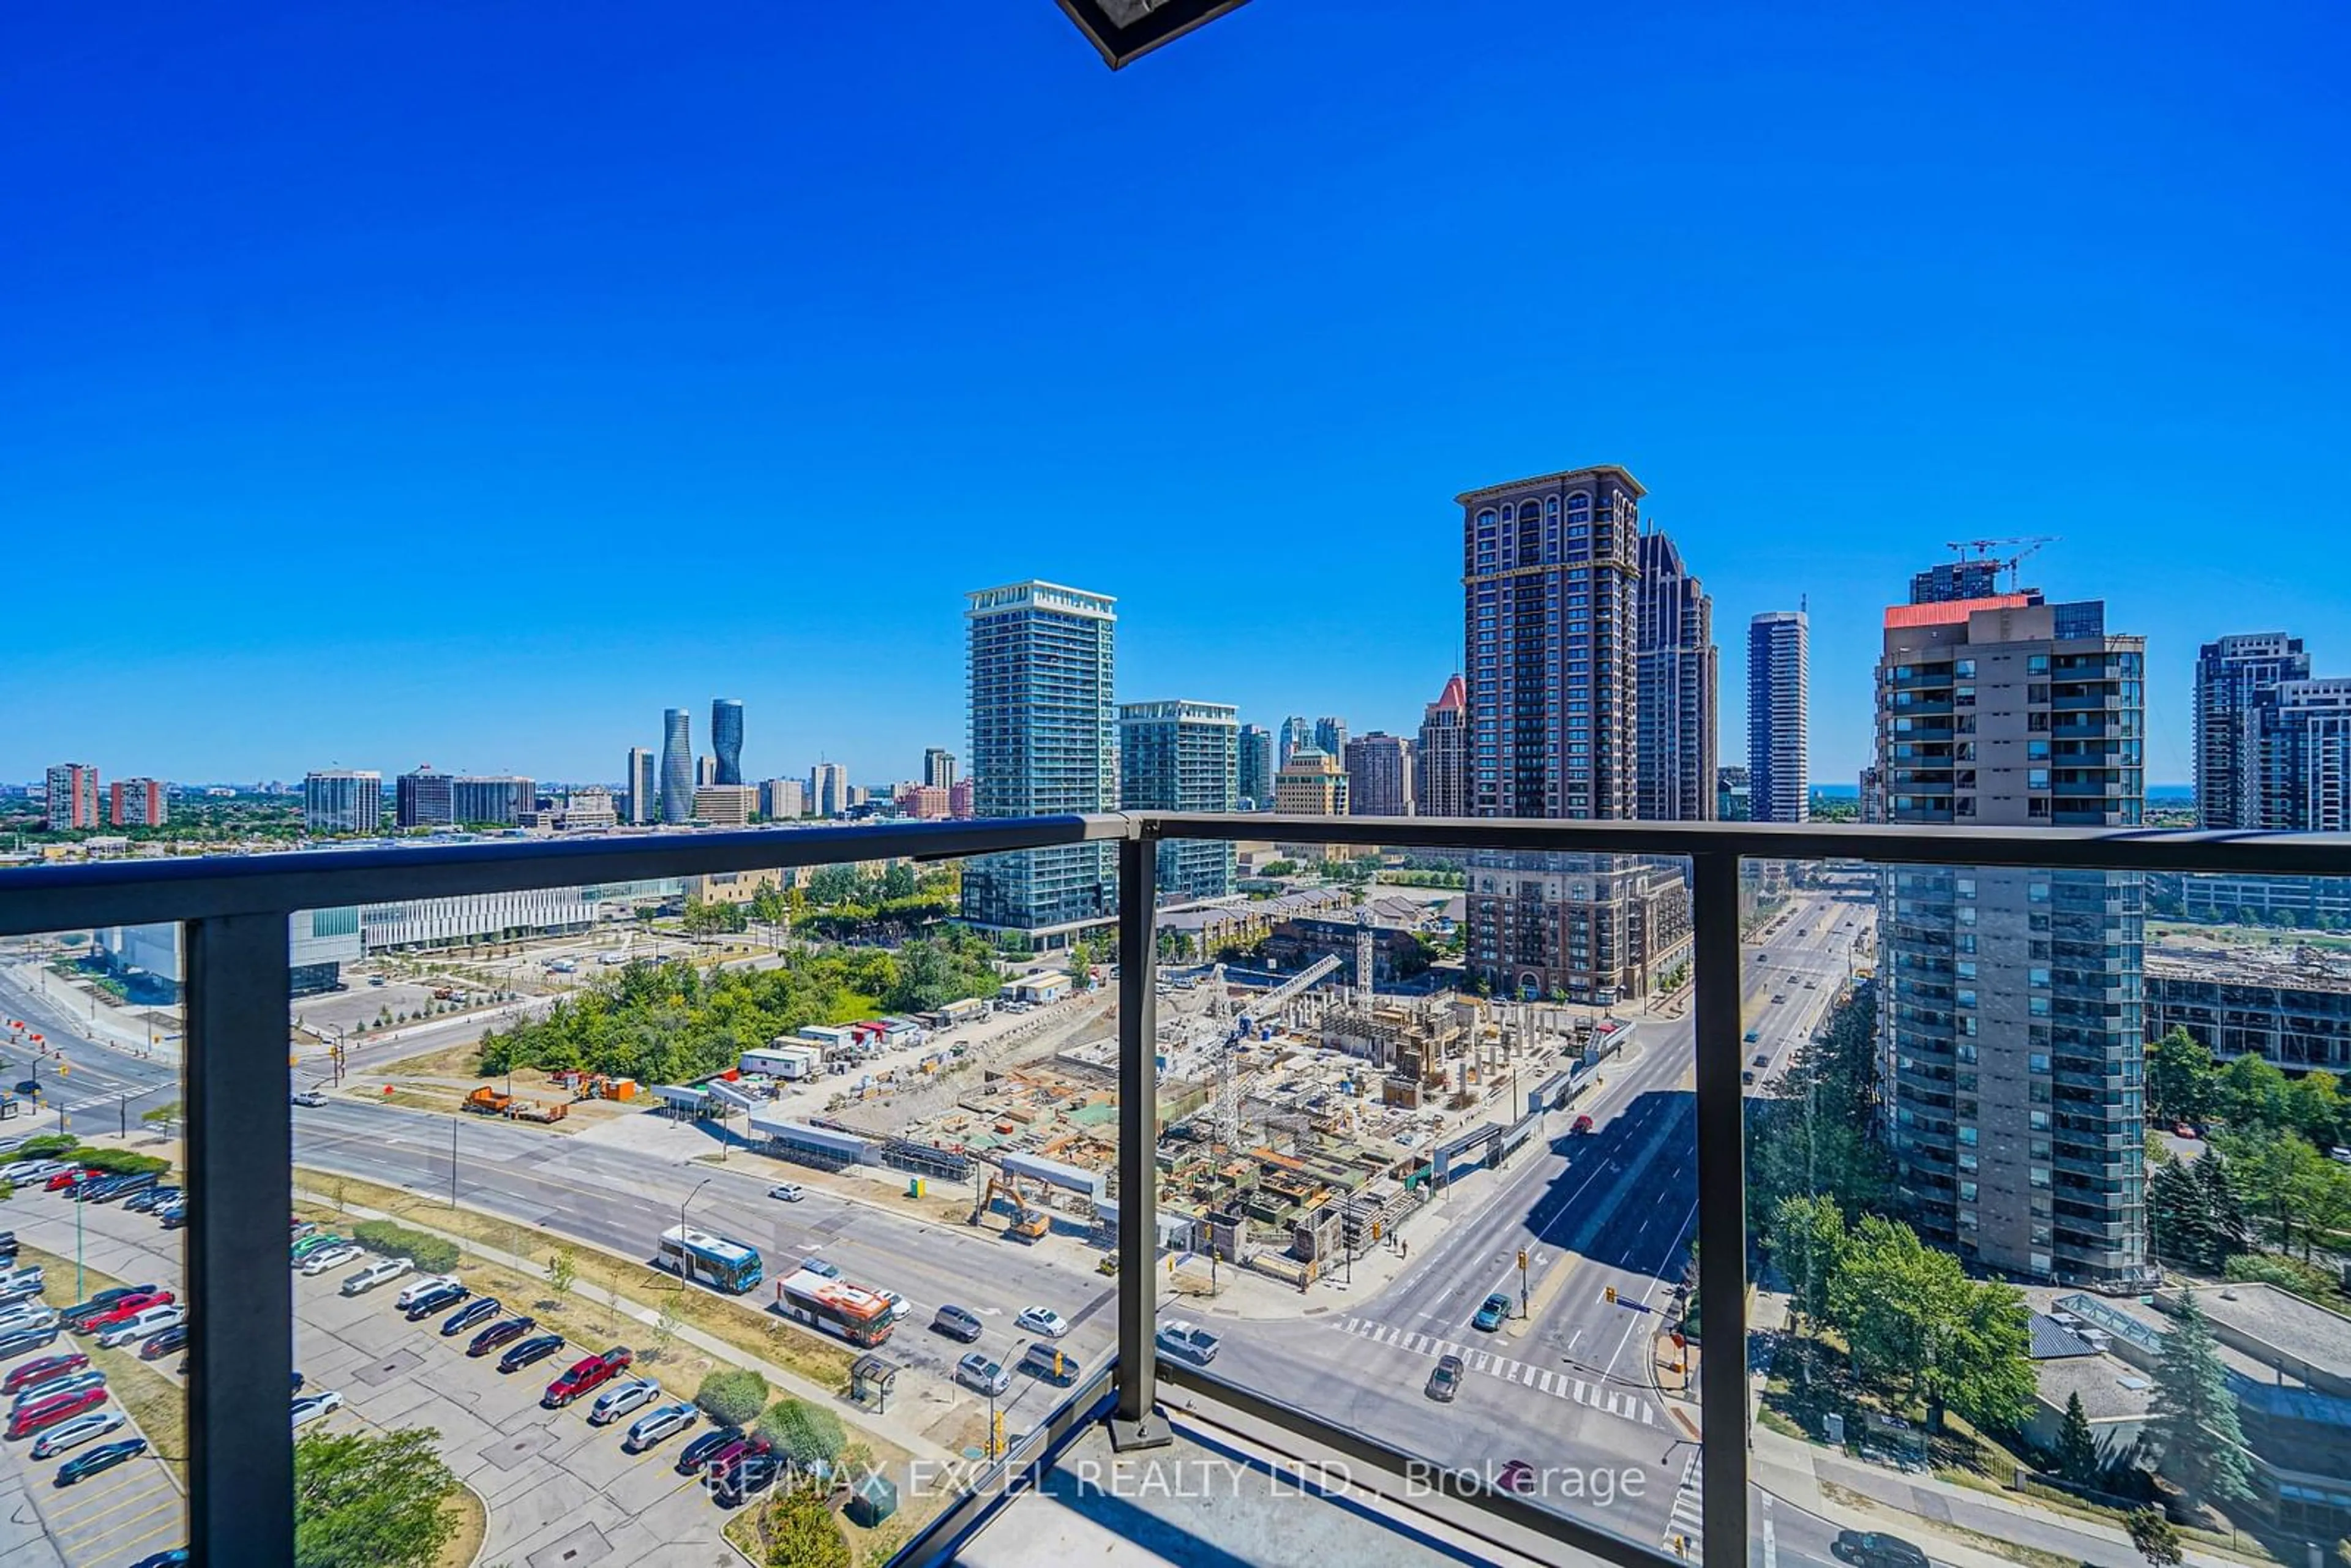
[1054,0,1254,68]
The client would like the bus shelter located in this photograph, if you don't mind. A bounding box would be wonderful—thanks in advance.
[850,1353,901,1414]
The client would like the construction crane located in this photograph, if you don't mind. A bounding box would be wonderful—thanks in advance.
[1943,536,2058,592]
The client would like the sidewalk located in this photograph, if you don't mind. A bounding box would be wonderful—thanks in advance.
[293,1184,963,1466]
[5,961,180,1067]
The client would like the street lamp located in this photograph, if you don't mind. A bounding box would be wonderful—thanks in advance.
[681,1177,713,1252]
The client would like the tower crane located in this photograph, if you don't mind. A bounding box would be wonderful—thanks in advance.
[1943,536,2058,593]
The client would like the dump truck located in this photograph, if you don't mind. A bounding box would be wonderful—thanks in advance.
[464,1086,514,1116]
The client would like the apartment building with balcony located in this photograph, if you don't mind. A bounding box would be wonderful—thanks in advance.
[110,775,167,827]
[1747,610,1809,824]
[302,769,381,834]
[1415,674,1468,819]
[1120,699,1239,901]
[961,580,1119,947]
[1637,530,1717,823]
[44,762,100,830]
[1460,465,1690,1004]
[1876,589,2151,1286]
[1343,731,1414,818]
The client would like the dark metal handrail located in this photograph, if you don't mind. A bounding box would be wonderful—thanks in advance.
[4,811,2342,1568]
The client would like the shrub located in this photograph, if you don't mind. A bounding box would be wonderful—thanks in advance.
[13,1134,78,1159]
[75,1148,171,1177]
[760,1485,849,1568]
[757,1398,846,1469]
[350,1220,460,1274]
[694,1368,769,1429]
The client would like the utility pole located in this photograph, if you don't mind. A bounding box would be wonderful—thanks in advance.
[449,1116,459,1209]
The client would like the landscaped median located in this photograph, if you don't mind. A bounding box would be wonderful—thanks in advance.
[294,1168,949,1562]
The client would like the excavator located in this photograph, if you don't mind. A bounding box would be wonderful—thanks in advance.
[971,1164,1051,1241]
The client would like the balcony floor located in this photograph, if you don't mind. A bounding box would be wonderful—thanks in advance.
[942,1389,1575,1568]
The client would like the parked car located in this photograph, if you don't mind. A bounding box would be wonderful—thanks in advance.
[1831,1531,1931,1568]
[0,1305,59,1338]
[394,1274,463,1313]
[56,1435,148,1485]
[767,1183,805,1202]
[43,1168,100,1192]
[675,1425,744,1476]
[126,1551,190,1568]
[28,1406,125,1458]
[690,1432,769,1479]
[0,1326,59,1359]
[291,1391,345,1428]
[0,1264,47,1300]
[138,1324,190,1360]
[1426,1353,1464,1401]
[1014,1306,1069,1338]
[497,1333,564,1373]
[931,1304,984,1343]
[158,1204,189,1231]
[711,1449,784,1508]
[468,1316,538,1359]
[13,1370,105,1412]
[1,1161,68,1184]
[622,1401,697,1453]
[80,1291,176,1334]
[340,1258,411,1296]
[956,1353,1010,1397]
[1472,1292,1513,1332]
[1153,1321,1220,1365]
[401,1280,471,1321]
[299,1244,362,1276]
[290,1232,350,1263]
[97,1307,185,1351]
[3,1352,90,1397]
[587,1377,661,1427]
[441,1297,500,1337]
[290,1220,318,1241]
[7,1385,107,1439]
[60,1286,157,1332]
[543,1347,632,1408]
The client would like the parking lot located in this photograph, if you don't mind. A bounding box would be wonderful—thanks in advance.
[3,1185,746,1568]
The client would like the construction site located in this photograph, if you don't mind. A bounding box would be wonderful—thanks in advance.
[826,920,1627,1291]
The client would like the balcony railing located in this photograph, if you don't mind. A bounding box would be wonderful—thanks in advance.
[4,813,2350,1568]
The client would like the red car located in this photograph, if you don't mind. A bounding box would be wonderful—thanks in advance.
[43,1168,101,1192]
[542,1346,632,1408]
[80,1290,175,1333]
[2,1351,89,1396]
[7,1384,105,1439]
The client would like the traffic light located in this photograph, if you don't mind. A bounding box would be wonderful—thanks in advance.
[991,1410,1005,1457]
[1517,1250,1528,1271]
[1605,1286,1617,1304]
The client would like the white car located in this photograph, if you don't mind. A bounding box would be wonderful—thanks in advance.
[621,1401,696,1452]
[29,1408,126,1460]
[291,1090,329,1108]
[340,1258,412,1296]
[586,1377,661,1426]
[767,1184,806,1203]
[1014,1306,1069,1338]
[2,1160,68,1184]
[393,1273,460,1311]
[299,1244,363,1277]
[291,1390,344,1427]
[97,1307,183,1350]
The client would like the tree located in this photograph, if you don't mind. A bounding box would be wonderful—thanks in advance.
[2128,1507,2183,1567]
[2148,1158,2213,1272]
[881,861,917,901]
[1824,1215,2036,1433]
[293,1426,462,1568]
[139,1100,183,1128]
[1066,939,1097,983]
[2146,1292,2256,1517]
[759,1486,850,1568]
[546,1247,577,1304]
[2195,1151,2249,1266]
[1765,1193,1848,1333]
[2147,1028,2218,1127]
[2056,1391,2101,1484]
[757,1397,847,1469]
[695,1368,770,1428]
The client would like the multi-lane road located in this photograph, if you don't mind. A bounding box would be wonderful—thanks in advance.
[1,897,1884,1565]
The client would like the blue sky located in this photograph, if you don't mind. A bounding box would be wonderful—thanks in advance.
[6,2,2345,789]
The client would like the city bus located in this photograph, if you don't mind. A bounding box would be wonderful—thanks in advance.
[774,1268,895,1347]
[655,1226,764,1294]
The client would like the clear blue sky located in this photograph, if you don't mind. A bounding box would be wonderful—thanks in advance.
[6,2,2345,789]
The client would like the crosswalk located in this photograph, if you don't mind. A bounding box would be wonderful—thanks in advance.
[1662,1449,1703,1560]
[1330,1316,1659,1427]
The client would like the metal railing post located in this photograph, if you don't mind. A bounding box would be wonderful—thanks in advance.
[184,912,296,1567]
[1109,828,1171,1450]
[1690,851,1750,1568]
